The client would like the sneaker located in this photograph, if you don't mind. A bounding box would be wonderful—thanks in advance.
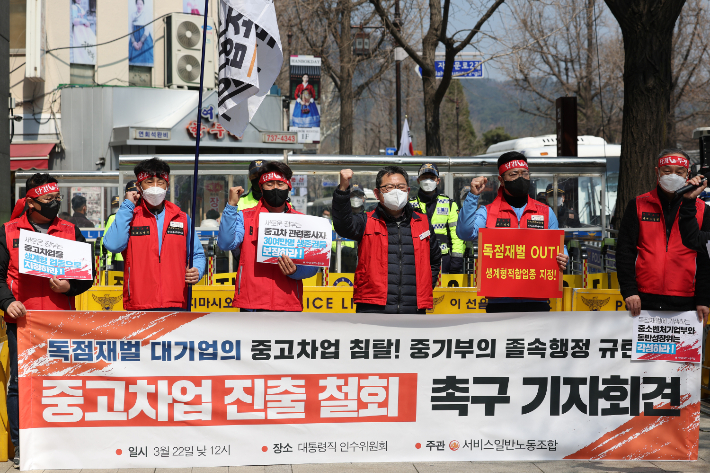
[12,446,19,469]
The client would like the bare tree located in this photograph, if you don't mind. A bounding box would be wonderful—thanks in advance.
[604,0,687,227]
[288,0,394,154]
[668,0,710,148]
[370,0,505,156]
[502,0,624,140]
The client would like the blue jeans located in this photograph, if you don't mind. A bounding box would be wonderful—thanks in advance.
[7,322,19,448]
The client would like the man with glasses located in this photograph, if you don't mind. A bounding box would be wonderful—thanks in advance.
[104,158,205,311]
[616,149,710,323]
[457,151,569,312]
[332,166,441,314]
[0,173,95,468]
[218,161,318,311]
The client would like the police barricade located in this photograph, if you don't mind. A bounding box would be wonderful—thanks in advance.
[18,309,703,469]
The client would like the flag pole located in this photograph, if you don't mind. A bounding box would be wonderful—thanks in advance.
[187,0,211,311]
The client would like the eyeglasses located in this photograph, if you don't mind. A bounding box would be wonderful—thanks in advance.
[378,184,408,193]
[34,195,62,203]
[506,171,530,179]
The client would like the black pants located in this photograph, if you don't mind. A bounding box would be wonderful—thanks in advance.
[7,322,19,448]
[486,301,551,313]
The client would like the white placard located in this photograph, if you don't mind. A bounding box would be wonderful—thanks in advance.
[19,229,93,280]
[257,212,331,266]
[631,310,702,363]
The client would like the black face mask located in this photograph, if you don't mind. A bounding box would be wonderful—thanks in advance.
[262,188,289,208]
[250,178,262,200]
[503,177,530,198]
[33,199,60,221]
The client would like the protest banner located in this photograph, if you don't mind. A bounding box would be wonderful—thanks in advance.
[19,310,700,469]
[19,229,93,280]
[477,228,564,299]
[257,213,331,266]
[632,311,703,363]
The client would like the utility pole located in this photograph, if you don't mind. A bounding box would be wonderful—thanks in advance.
[393,0,402,151]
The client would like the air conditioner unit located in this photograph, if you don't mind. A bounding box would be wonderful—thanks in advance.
[165,13,216,89]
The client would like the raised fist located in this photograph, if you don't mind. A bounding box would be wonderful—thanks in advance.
[228,186,245,207]
[469,176,488,195]
[339,169,354,192]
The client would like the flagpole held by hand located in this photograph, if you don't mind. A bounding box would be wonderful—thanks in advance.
[187,0,211,312]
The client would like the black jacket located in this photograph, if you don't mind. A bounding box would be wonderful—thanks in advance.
[0,221,95,312]
[332,187,441,314]
[69,212,95,228]
[679,198,710,256]
[616,187,710,310]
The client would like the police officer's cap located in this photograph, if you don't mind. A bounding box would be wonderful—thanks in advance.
[125,180,138,193]
[545,184,564,194]
[111,196,120,206]
[418,163,439,178]
[351,184,365,196]
[248,160,267,179]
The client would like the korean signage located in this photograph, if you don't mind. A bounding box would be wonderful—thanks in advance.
[187,105,240,140]
[256,213,331,266]
[135,129,171,140]
[19,309,700,469]
[632,312,702,363]
[19,229,93,280]
[204,181,225,215]
[477,229,564,299]
[416,58,484,79]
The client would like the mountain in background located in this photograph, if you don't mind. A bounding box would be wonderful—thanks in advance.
[460,79,552,139]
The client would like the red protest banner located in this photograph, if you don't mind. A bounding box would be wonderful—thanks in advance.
[477,228,564,299]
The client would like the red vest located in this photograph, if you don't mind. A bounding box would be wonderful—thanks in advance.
[635,189,704,298]
[3,214,77,322]
[486,188,550,229]
[354,209,434,309]
[233,201,305,311]
[122,201,189,310]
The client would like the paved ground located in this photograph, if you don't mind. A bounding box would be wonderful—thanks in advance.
[4,415,708,473]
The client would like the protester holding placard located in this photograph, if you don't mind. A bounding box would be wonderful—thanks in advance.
[457,151,569,313]
[332,166,441,314]
[104,158,205,311]
[0,172,95,468]
[616,149,710,323]
[218,161,319,312]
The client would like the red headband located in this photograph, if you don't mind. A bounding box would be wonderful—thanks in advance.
[259,172,292,189]
[26,183,59,199]
[498,160,528,176]
[136,171,170,185]
[658,155,689,170]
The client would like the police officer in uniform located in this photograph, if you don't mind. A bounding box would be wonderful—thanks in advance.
[103,181,139,272]
[545,184,581,228]
[238,160,267,211]
[409,163,464,273]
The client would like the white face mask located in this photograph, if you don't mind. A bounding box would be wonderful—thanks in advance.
[381,188,409,211]
[547,196,563,207]
[419,179,437,192]
[350,197,364,208]
[142,185,167,206]
[658,174,687,193]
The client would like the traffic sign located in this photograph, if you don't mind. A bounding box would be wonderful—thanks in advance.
[416,59,484,79]
[385,147,397,155]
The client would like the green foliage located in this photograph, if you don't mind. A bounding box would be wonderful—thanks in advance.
[482,126,514,149]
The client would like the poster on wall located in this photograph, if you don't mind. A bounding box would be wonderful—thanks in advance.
[204,180,226,218]
[71,187,102,226]
[70,0,97,65]
[128,0,154,67]
[183,0,204,15]
[289,56,321,144]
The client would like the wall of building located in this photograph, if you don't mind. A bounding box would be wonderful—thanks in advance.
[1,0,11,222]
[9,0,220,137]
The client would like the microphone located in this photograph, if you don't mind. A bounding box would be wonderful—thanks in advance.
[675,176,708,196]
